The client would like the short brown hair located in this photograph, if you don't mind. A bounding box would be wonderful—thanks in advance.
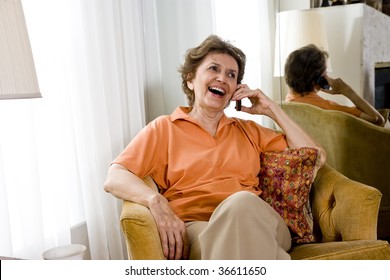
[284,44,328,95]
[178,35,246,106]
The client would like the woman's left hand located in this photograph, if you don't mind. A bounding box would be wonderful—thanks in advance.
[321,76,353,96]
[232,84,276,117]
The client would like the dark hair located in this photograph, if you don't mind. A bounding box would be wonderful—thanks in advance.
[284,44,329,95]
[178,35,246,106]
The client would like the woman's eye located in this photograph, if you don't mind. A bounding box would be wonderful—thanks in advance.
[208,65,218,71]
[228,72,236,79]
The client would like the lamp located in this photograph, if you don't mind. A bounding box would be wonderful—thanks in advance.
[0,0,40,99]
[274,9,332,77]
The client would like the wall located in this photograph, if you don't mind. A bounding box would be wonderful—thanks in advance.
[279,0,309,11]
[70,222,91,260]
[362,4,390,104]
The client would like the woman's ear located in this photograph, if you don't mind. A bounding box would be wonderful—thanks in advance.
[187,81,194,91]
[187,73,194,90]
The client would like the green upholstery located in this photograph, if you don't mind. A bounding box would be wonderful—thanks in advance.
[289,240,390,260]
[120,165,390,260]
[282,102,390,240]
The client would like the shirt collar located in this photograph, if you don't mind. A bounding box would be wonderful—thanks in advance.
[171,106,237,126]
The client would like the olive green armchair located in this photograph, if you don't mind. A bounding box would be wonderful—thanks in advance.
[282,102,390,240]
[120,165,390,260]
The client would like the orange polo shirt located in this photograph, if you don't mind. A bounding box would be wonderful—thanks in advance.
[113,106,287,222]
[286,92,362,117]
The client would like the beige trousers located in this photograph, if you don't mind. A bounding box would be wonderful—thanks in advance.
[186,191,291,260]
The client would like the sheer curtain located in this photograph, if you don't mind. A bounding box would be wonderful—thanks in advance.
[0,0,147,259]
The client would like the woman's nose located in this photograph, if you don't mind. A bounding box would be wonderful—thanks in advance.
[216,73,227,83]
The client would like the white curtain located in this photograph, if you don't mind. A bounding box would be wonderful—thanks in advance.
[0,0,147,259]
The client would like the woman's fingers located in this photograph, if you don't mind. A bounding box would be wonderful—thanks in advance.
[167,228,178,260]
[172,218,189,260]
[233,86,275,115]
[151,205,188,260]
[182,231,190,260]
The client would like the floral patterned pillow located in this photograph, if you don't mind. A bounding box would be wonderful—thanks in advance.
[258,147,319,245]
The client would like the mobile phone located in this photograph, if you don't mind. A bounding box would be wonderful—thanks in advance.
[316,76,330,90]
[235,82,242,111]
[236,100,241,111]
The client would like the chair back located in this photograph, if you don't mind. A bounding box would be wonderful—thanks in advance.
[282,102,390,239]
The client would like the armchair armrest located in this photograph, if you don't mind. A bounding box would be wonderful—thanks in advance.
[120,177,165,260]
[312,165,382,242]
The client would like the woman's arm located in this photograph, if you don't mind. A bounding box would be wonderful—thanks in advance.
[104,163,189,260]
[323,77,385,126]
[232,84,327,169]
[104,164,159,205]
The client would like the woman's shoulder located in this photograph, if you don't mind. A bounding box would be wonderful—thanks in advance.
[146,107,187,130]
[146,115,171,130]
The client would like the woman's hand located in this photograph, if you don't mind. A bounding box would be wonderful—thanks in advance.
[148,194,190,260]
[321,76,354,96]
[104,164,189,260]
[322,76,385,125]
[232,84,277,117]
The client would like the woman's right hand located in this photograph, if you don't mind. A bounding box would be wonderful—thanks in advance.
[148,193,190,260]
[104,164,190,260]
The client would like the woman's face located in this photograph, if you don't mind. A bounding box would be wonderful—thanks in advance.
[187,52,239,111]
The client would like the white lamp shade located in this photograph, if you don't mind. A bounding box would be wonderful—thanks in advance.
[0,0,40,99]
[274,9,332,77]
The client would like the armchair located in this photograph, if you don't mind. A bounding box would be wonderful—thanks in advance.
[282,102,390,240]
[120,165,390,260]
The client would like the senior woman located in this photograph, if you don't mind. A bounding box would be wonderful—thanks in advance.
[104,35,326,260]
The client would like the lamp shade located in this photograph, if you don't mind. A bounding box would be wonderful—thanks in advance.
[0,0,40,99]
[274,9,332,77]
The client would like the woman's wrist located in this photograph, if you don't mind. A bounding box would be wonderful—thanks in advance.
[341,86,356,99]
[147,192,167,210]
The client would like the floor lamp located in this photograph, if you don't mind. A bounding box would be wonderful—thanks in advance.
[0,0,40,100]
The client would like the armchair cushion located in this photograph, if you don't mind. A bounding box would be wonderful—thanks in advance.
[290,240,390,260]
[258,147,319,244]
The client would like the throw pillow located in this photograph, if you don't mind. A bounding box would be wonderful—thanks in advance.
[258,147,319,244]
